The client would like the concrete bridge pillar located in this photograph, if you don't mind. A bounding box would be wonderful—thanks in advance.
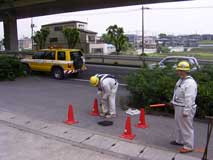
[3,14,18,51]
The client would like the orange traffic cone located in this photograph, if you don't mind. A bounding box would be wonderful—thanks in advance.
[120,116,135,140]
[64,104,79,125]
[90,98,100,116]
[135,108,148,129]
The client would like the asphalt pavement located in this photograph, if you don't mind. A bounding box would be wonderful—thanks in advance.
[78,64,139,83]
[0,76,212,159]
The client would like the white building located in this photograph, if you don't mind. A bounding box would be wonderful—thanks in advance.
[169,46,185,52]
[89,43,116,55]
[18,37,32,51]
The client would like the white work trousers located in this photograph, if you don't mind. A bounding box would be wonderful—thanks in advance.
[174,105,196,150]
[100,83,118,115]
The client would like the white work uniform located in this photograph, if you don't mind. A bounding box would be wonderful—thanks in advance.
[96,74,118,115]
[171,75,197,150]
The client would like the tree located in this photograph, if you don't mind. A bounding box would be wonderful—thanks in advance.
[157,46,170,53]
[159,33,167,39]
[33,28,50,49]
[101,33,111,44]
[62,28,80,48]
[106,25,128,55]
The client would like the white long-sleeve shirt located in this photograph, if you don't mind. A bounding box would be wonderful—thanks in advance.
[96,74,118,100]
[171,76,197,116]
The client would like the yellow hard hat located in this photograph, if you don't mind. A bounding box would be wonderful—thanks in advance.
[90,76,99,86]
[176,61,190,71]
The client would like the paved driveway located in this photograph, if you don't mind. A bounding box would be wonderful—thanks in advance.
[0,76,212,159]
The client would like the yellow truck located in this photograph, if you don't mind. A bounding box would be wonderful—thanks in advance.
[21,48,87,79]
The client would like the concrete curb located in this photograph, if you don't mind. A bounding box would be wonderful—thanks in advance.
[0,110,201,160]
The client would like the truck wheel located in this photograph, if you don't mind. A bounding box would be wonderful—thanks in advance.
[23,64,31,76]
[7,72,16,81]
[52,67,64,80]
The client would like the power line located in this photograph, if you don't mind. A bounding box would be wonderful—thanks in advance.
[63,8,140,17]
[150,6,213,10]
[61,5,213,17]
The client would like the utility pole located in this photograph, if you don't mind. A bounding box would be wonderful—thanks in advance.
[31,18,35,50]
[141,6,150,55]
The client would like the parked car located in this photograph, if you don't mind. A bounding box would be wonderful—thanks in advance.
[21,48,87,79]
[150,56,200,71]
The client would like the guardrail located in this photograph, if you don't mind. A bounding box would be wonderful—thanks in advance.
[85,54,213,65]
[1,51,213,65]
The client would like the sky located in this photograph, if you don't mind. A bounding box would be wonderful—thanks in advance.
[0,0,213,40]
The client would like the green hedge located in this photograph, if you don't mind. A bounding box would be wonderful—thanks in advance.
[126,66,213,118]
[0,55,25,81]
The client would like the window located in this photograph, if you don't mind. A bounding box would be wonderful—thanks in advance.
[58,51,66,60]
[163,58,178,64]
[78,24,84,29]
[70,51,82,60]
[32,52,45,59]
[91,48,103,54]
[44,51,55,60]
[49,38,58,43]
[54,26,63,31]
[88,36,95,42]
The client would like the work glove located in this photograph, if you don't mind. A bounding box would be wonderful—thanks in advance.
[183,109,190,117]
[97,91,102,96]
[165,103,173,108]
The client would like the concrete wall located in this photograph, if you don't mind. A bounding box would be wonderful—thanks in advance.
[42,22,96,53]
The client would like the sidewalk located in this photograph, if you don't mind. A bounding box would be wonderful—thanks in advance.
[0,110,203,160]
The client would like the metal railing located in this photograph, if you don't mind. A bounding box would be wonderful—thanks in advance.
[85,54,213,65]
[1,51,213,65]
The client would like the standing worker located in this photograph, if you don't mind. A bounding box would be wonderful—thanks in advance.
[170,61,198,153]
[90,74,118,118]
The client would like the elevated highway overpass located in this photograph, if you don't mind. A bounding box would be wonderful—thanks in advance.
[0,0,192,50]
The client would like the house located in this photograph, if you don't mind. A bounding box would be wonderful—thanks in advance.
[41,21,97,53]
[144,36,157,49]
[201,34,213,41]
[126,34,157,50]
[126,34,139,48]
[89,43,116,55]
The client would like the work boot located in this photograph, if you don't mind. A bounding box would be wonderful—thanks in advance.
[100,112,107,117]
[179,147,193,153]
[170,141,183,146]
[105,113,117,118]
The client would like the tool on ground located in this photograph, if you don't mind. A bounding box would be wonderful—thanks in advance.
[64,104,79,125]
[97,120,113,126]
[135,108,148,129]
[150,103,166,108]
[120,116,135,140]
[202,116,213,160]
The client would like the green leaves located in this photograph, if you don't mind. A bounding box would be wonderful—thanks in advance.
[126,66,213,117]
[0,56,24,81]
[105,25,128,54]
[62,28,80,49]
[33,28,50,49]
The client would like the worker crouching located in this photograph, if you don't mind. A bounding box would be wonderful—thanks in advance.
[90,74,119,118]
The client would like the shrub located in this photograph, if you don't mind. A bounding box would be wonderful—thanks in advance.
[126,66,213,118]
[0,55,25,81]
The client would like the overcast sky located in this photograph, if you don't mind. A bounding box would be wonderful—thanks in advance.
[0,0,213,40]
